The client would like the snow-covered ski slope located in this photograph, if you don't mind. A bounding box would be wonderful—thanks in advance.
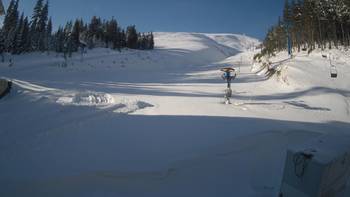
[0,32,349,197]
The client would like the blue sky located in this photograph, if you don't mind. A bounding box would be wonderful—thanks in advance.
[2,0,284,39]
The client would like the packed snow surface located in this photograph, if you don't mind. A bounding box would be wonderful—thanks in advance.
[0,32,350,196]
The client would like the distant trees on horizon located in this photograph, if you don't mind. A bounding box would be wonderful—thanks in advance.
[0,0,154,60]
[261,0,350,57]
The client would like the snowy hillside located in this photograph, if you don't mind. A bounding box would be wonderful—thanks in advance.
[205,33,260,51]
[154,32,259,65]
[0,32,350,197]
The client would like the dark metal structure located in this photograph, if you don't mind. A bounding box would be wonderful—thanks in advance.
[220,67,237,104]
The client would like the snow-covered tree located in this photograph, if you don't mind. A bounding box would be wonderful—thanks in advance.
[30,0,44,51]
[30,0,48,51]
[262,0,350,55]
[3,0,19,52]
[0,0,155,55]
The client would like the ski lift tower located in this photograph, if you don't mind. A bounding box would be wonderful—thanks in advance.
[220,67,237,104]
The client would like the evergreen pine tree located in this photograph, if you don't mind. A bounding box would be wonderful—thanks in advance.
[120,30,126,48]
[71,19,82,51]
[13,13,25,54]
[1,0,155,54]
[0,30,5,62]
[21,17,30,52]
[46,17,53,51]
[54,27,65,53]
[137,33,143,49]
[0,0,5,15]
[32,0,43,23]
[3,0,19,52]
[283,0,292,25]
[126,25,138,49]
[87,16,100,48]
[30,0,44,51]
[3,0,19,35]
[261,0,350,55]
[149,32,155,49]
[38,1,49,51]
[106,18,119,49]
[64,21,74,57]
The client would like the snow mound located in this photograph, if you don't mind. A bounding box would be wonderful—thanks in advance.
[57,92,115,106]
[55,92,154,114]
